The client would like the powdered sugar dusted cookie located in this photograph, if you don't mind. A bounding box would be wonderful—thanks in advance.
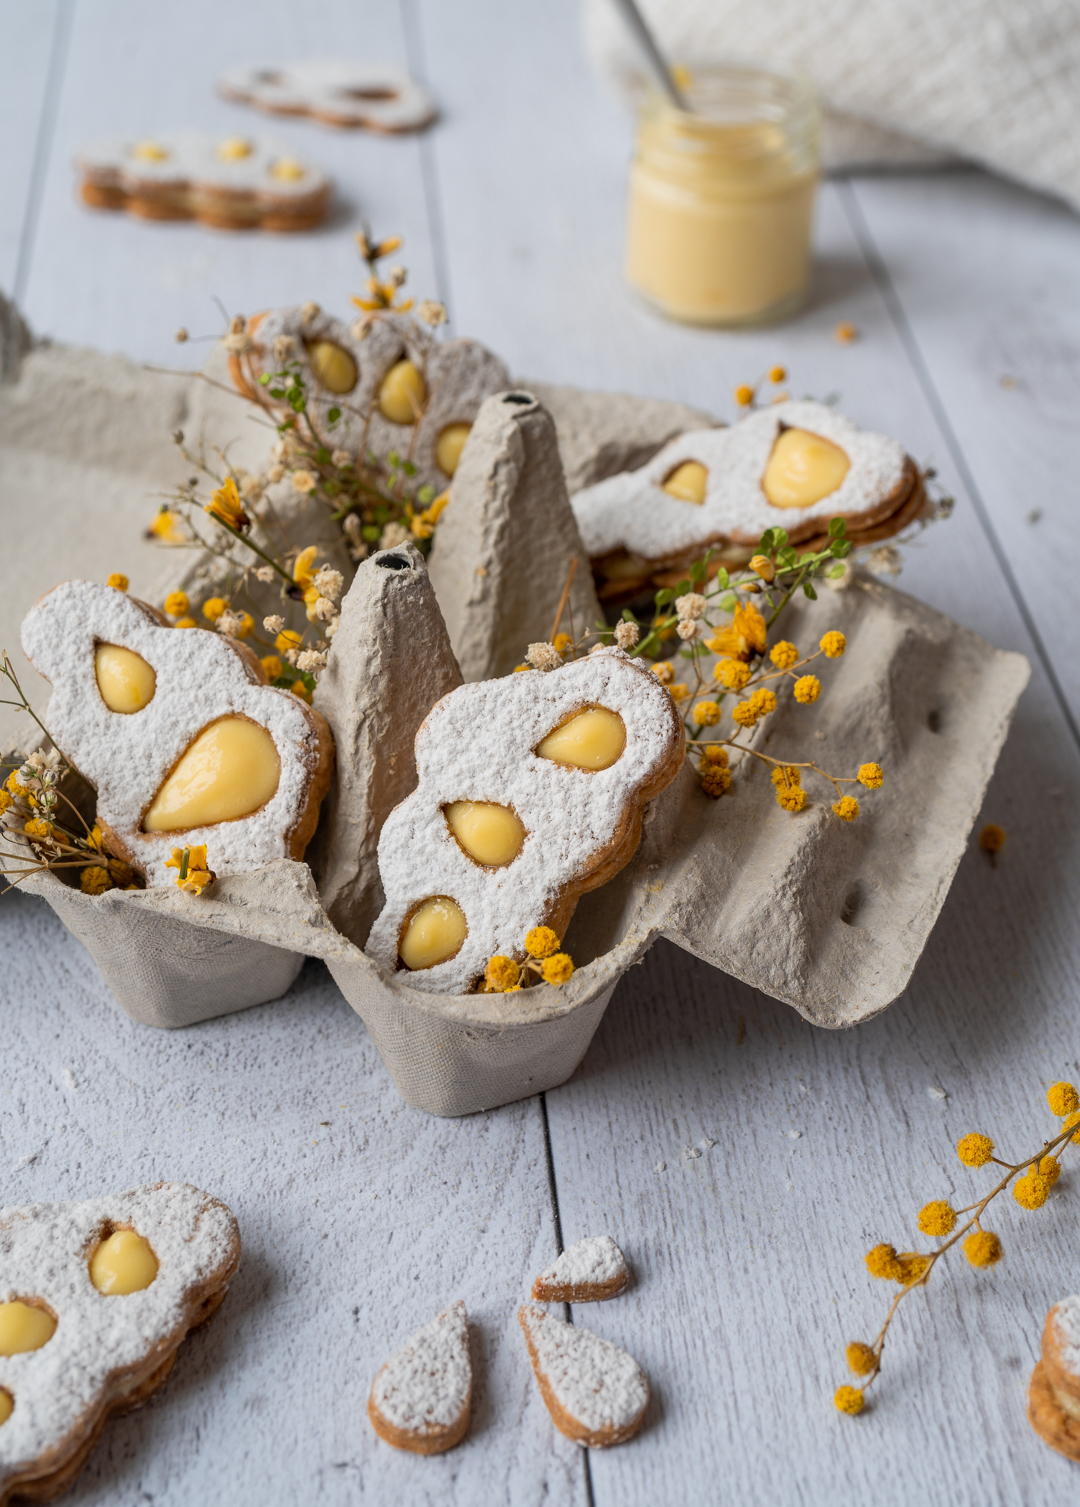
[365,646,684,995]
[532,1236,629,1304]
[0,1183,240,1504]
[1028,1294,1080,1461]
[572,401,924,599]
[21,581,334,887]
[75,133,330,231]
[368,1301,471,1455]
[229,307,509,497]
[218,60,437,134]
[518,1302,648,1447]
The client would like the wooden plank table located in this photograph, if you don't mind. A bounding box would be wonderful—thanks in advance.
[3,2,1080,1503]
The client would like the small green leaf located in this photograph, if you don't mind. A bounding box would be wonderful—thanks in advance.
[269,388,285,400]
[403,461,417,476]
[831,540,852,558]
[675,580,692,597]
[828,564,847,578]
[719,591,737,613]
[690,560,706,582]
[680,647,695,660]
[828,517,847,538]
[758,528,777,552]
[327,408,341,425]
[778,547,798,569]
[387,450,400,468]
[621,607,637,622]
[654,588,675,607]
[773,527,789,548]
[803,582,818,600]
[258,373,271,386]
[714,567,730,590]
[416,485,435,504]
[361,524,381,543]
[317,448,331,464]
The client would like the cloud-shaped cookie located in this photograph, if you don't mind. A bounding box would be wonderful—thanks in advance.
[231,308,509,496]
[21,581,334,887]
[366,646,685,995]
[218,59,437,133]
[0,1183,239,1503]
[571,400,922,577]
[75,133,330,230]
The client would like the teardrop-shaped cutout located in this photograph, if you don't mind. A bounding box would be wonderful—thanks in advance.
[143,717,281,832]
[89,1228,159,1295]
[762,429,850,509]
[536,707,626,771]
[399,896,468,970]
[378,359,427,424]
[305,339,358,395]
[436,422,472,477]
[95,644,156,713]
[445,801,525,867]
[0,1301,56,1356]
[0,1387,11,1426]
[662,460,707,504]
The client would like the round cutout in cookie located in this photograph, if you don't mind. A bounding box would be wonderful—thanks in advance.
[89,1228,159,1296]
[399,896,469,971]
[0,1301,57,1356]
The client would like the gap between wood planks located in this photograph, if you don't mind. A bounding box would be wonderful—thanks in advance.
[838,175,1080,755]
[541,1090,598,1507]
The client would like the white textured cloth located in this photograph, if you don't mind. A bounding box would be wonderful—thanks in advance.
[583,0,1080,207]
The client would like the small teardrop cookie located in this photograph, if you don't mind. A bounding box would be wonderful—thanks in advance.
[1028,1294,1080,1460]
[0,1184,240,1504]
[368,1300,471,1455]
[518,1301,648,1447]
[532,1235,629,1304]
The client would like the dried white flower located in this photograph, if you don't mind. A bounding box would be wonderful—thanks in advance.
[526,642,563,673]
[614,621,640,650]
[348,542,369,564]
[324,616,340,640]
[255,565,276,584]
[273,334,297,364]
[263,615,285,634]
[868,546,903,577]
[342,513,363,539]
[216,609,243,638]
[379,521,410,550]
[417,300,447,328]
[301,301,320,325]
[222,314,253,356]
[350,315,373,341]
[284,648,299,667]
[826,561,855,592]
[313,596,337,622]
[266,465,285,485]
[676,618,700,641]
[676,592,707,621]
[239,472,264,503]
[312,566,343,602]
[331,449,353,468]
[296,649,328,673]
[291,470,317,495]
[387,266,407,288]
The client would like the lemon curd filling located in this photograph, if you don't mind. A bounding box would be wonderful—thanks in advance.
[95,645,157,713]
[435,422,472,476]
[305,339,358,395]
[762,428,850,509]
[399,897,468,970]
[89,1229,159,1295]
[445,801,525,867]
[536,707,626,771]
[662,460,708,504]
[143,718,281,832]
[0,1301,56,1356]
[377,359,427,424]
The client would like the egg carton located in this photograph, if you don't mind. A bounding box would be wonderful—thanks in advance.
[0,324,1028,1114]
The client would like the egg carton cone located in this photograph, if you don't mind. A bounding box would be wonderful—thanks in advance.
[0,311,1029,1110]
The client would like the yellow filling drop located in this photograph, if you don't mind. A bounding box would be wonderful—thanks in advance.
[445,801,525,867]
[377,359,427,424]
[217,136,253,160]
[95,644,157,713]
[89,1229,159,1295]
[132,140,169,162]
[143,717,281,832]
[0,1302,56,1356]
[0,1388,11,1426]
[306,339,358,395]
[536,707,626,771]
[762,428,851,510]
[435,422,472,476]
[399,897,468,971]
[270,156,306,181]
[662,460,708,505]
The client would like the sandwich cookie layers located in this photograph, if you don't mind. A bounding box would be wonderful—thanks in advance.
[365,647,685,995]
[368,1301,471,1454]
[0,1183,240,1505]
[229,308,509,499]
[218,59,437,134]
[1029,1294,1080,1460]
[75,133,330,230]
[571,400,923,598]
[21,580,334,886]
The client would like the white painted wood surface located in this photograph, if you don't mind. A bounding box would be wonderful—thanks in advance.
[4,1,1080,1503]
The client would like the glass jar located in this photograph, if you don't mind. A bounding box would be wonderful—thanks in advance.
[625,63,821,327]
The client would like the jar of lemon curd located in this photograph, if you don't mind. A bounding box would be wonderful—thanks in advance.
[626,64,821,326]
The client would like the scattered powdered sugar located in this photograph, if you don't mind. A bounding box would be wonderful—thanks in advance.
[536,1236,627,1292]
[366,647,683,994]
[250,308,507,494]
[370,1301,470,1432]
[518,1302,648,1437]
[21,581,322,886]
[571,400,907,560]
[0,1183,238,1487]
[1052,1295,1080,1378]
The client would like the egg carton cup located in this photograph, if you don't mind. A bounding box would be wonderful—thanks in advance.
[0,310,1029,1112]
